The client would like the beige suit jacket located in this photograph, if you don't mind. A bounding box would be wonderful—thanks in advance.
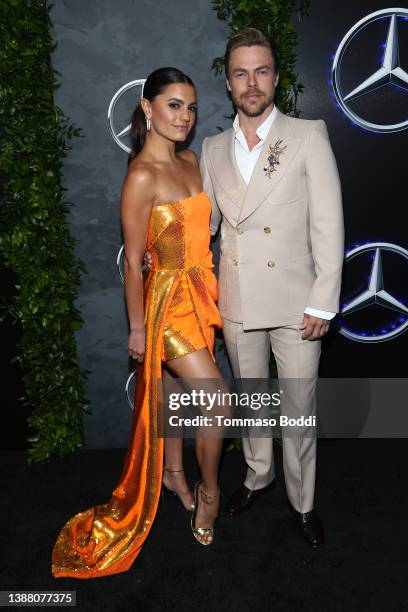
[200,106,345,330]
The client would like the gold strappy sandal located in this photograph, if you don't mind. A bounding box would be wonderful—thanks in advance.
[162,467,195,511]
[190,481,219,546]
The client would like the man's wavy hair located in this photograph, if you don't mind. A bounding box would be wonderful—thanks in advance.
[224,28,280,79]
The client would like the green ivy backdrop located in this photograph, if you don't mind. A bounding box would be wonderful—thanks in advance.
[0,0,89,463]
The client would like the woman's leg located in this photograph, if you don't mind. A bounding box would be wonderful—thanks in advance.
[161,367,194,510]
[165,347,227,543]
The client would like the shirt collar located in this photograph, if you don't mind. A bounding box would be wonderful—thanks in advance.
[233,104,278,141]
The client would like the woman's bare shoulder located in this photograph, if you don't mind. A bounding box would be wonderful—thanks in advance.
[126,159,157,184]
[178,148,199,166]
[121,161,157,207]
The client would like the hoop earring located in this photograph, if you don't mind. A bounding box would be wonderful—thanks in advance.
[145,116,151,131]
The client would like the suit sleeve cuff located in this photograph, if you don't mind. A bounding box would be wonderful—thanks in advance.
[304,307,336,320]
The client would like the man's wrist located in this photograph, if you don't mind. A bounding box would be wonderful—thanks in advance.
[304,307,336,320]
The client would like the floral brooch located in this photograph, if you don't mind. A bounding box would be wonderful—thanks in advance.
[263,139,287,178]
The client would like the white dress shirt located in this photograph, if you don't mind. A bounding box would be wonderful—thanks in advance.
[233,107,335,321]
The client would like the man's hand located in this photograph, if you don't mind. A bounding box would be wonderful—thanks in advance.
[299,314,330,340]
[143,250,152,271]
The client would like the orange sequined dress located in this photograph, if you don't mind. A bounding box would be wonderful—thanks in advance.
[51,191,222,579]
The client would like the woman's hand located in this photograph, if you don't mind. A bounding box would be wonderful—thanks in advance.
[128,329,145,363]
[143,250,152,271]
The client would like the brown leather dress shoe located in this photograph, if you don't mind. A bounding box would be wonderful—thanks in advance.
[225,482,275,516]
[289,504,324,548]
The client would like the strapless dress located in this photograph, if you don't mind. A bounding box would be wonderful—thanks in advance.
[51,191,222,578]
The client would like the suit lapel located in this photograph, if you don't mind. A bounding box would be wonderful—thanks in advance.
[238,108,302,224]
[208,128,247,225]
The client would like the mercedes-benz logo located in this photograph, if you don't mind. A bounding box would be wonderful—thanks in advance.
[117,244,125,284]
[125,371,136,410]
[108,79,146,152]
[117,244,147,283]
[332,8,408,133]
[338,242,408,342]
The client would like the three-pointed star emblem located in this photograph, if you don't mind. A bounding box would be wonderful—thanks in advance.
[344,14,408,102]
[339,242,408,342]
[342,248,408,316]
[332,8,408,132]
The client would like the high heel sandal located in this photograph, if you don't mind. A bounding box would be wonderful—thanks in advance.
[161,467,195,511]
[190,481,219,546]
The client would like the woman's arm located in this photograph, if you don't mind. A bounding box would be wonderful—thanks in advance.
[120,166,155,361]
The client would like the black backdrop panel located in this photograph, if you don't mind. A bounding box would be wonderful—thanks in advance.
[295,1,408,377]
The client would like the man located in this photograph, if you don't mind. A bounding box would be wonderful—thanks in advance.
[200,28,344,547]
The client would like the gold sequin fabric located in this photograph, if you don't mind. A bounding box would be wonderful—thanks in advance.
[51,191,221,579]
[151,193,221,361]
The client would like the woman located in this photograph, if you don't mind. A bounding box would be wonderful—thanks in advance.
[51,67,225,579]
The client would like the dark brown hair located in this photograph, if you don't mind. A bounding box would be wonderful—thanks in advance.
[128,67,194,164]
[224,28,279,79]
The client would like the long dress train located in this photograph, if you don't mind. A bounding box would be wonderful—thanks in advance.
[51,191,221,578]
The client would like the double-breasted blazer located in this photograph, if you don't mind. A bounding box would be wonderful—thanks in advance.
[200,106,345,330]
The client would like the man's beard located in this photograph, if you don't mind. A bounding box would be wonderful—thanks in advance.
[232,90,274,118]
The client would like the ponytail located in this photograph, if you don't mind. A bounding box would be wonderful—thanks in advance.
[128,103,147,165]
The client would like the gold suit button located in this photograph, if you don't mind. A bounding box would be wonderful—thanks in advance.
[237,228,244,235]
[264,226,271,234]
[267,260,275,268]
[232,258,238,267]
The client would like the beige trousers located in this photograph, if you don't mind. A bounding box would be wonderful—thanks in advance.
[222,317,321,513]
